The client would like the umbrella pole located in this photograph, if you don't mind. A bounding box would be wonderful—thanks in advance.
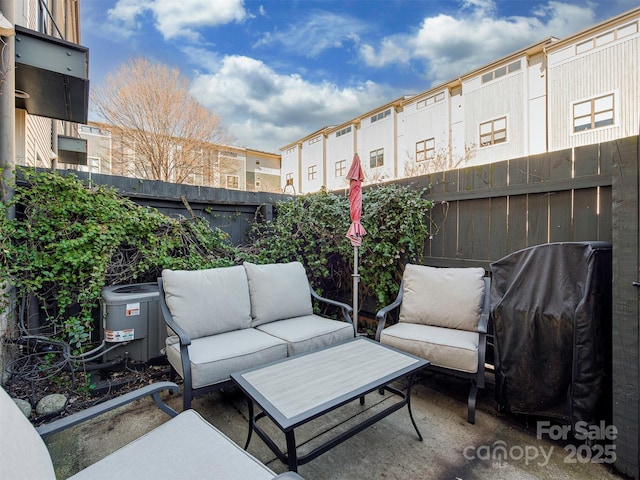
[352,245,359,336]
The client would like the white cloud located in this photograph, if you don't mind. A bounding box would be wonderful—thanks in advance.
[190,55,390,151]
[107,0,247,41]
[360,1,597,85]
[254,11,365,57]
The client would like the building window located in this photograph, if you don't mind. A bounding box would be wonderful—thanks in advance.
[416,138,435,162]
[308,165,318,180]
[370,148,384,168]
[479,117,507,147]
[573,93,615,132]
[226,175,239,189]
[336,126,352,137]
[576,21,638,54]
[308,135,322,145]
[335,159,347,177]
[417,92,445,109]
[371,109,391,123]
[481,60,521,84]
[285,173,294,186]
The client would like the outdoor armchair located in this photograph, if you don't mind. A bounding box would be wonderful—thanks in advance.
[0,381,303,479]
[375,264,491,424]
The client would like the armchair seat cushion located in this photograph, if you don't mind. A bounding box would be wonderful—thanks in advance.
[380,322,479,373]
[69,409,277,480]
[166,328,288,389]
[256,315,354,356]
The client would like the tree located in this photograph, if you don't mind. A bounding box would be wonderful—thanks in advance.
[92,58,233,184]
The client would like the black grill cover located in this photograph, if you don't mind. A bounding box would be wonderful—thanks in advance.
[490,242,611,426]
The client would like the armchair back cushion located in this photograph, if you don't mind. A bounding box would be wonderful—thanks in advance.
[162,266,252,338]
[399,264,485,332]
[244,262,313,327]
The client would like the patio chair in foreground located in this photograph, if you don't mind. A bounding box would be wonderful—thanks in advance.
[375,264,491,424]
[0,381,302,480]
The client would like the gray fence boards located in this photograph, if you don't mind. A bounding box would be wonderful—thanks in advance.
[611,135,640,479]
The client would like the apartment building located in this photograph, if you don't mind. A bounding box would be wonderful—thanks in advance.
[78,122,281,193]
[281,7,640,194]
[6,0,89,170]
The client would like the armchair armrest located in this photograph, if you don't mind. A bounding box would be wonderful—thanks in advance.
[375,280,404,341]
[477,277,491,334]
[310,287,354,325]
[36,382,180,438]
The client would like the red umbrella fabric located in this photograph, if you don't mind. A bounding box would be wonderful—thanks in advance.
[346,153,367,247]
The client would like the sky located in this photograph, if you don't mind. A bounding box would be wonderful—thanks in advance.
[80,0,637,153]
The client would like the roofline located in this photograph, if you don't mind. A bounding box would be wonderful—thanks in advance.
[545,6,640,51]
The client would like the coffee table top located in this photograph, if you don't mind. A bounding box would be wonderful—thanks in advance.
[231,337,428,430]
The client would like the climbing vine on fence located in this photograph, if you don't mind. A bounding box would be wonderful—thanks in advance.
[0,171,436,352]
[248,184,435,312]
[0,170,239,352]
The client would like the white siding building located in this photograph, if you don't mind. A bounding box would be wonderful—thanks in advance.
[281,7,640,194]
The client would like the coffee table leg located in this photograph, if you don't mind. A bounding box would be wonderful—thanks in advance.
[406,373,423,441]
[244,397,254,450]
[285,430,298,472]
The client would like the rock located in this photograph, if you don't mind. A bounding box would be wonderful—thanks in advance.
[36,393,67,415]
[13,398,32,418]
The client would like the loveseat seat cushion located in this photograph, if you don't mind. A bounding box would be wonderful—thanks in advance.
[256,315,354,356]
[399,264,485,332]
[162,265,252,339]
[380,322,480,373]
[165,328,287,389]
[244,262,313,327]
[68,409,278,480]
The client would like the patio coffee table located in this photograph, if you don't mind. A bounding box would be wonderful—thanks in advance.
[230,337,429,472]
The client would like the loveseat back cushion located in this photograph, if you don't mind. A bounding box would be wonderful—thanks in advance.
[0,386,56,479]
[399,264,485,332]
[244,261,313,327]
[162,266,252,339]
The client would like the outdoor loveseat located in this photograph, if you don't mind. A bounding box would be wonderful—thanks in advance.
[375,264,491,424]
[0,382,303,479]
[159,261,355,410]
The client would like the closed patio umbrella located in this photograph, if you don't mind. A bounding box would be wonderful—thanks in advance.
[346,153,366,336]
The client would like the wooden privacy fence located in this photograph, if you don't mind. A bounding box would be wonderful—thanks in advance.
[393,141,614,270]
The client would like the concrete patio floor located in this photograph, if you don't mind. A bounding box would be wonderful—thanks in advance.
[46,370,625,480]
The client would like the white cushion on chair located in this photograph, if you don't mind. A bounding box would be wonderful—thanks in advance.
[381,322,480,373]
[162,266,252,339]
[399,264,485,332]
[244,262,313,327]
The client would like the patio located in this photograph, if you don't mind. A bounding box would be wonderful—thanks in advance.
[45,369,623,480]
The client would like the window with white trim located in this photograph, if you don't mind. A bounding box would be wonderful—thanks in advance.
[479,117,507,147]
[335,159,346,177]
[576,21,638,54]
[308,165,318,180]
[417,92,445,109]
[481,60,521,84]
[370,148,384,168]
[308,136,322,145]
[336,126,352,137]
[226,175,239,189]
[416,138,435,162]
[285,173,294,186]
[371,109,391,123]
[573,93,615,132]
